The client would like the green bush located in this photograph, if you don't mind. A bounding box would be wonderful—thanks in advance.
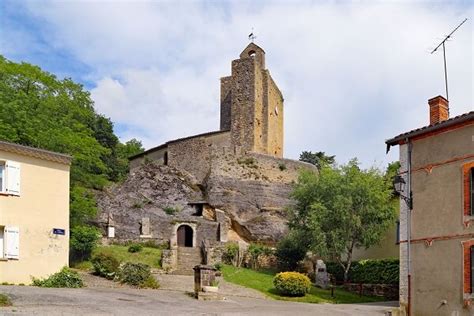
[273,272,311,296]
[70,225,100,262]
[32,267,83,288]
[214,262,223,271]
[91,253,120,279]
[128,243,143,253]
[0,294,12,307]
[275,234,307,271]
[117,262,158,288]
[326,259,399,284]
[248,243,273,269]
[222,242,240,266]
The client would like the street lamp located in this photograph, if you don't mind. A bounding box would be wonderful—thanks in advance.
[393,175,413,210]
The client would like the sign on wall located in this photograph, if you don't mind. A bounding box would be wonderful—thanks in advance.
[52,228,65,235]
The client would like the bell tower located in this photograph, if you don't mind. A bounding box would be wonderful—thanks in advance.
[219,43,284,158]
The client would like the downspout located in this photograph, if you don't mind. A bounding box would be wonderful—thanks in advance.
[406,138,413,316]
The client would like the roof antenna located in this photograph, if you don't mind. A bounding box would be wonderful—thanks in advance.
[430,18,468,101]
[248,28,257,43]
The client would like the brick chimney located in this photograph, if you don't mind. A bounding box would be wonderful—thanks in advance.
[428,95,449,125]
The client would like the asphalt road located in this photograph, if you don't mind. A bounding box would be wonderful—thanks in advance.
[0,285,396,316]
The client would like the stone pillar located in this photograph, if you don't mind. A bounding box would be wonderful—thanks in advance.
[140,217,152,238]
[193,265,223,300]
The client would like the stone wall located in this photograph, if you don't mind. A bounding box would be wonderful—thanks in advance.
[168,131,230,184]
[220,76,232,131]
[264,72,284,157]
[226,44,283,158]
[129,145,167,170]
[343,283,399,300]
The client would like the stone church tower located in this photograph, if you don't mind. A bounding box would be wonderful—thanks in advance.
[220,43,284,158]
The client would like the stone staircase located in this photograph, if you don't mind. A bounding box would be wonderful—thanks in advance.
[173,247,202,275]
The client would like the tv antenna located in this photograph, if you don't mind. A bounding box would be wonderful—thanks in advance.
[430,18,467,101]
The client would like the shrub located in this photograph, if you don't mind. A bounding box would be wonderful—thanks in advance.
[128,243,143,253]
[214,262,223,271]
[222,242,240,266]
[326,259,399,284]
[275,234,307,271]
[32,267,83,288]
[163,206,181,215]
[117,262,158,288]
[70,225,100,262]
[273,272,311,297]
[0,294,12,307]
[248,243,273,270]
[91,253,120,279]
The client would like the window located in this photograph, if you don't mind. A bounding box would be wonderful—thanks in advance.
[463,163,474,219]
[0,226,19,260]
[471,246,474,293]
[0,226,4,259]
[471,168,474,216]
[0,161,20,196]
[0,162,4,193]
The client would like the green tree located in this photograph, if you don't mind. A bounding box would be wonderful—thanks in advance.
[70,226,100,262]
[0,56,143,227]
[289,159,396,282]
[299,151,335,170]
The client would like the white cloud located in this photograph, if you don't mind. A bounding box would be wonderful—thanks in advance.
[12,1,473,166]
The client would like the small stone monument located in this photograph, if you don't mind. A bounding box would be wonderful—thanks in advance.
[315,259,329,289]
[107,213,115,238]
[140,217,152,238]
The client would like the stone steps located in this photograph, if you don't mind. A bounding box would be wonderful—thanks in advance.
[173,247,202,275]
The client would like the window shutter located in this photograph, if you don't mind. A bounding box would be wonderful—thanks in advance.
[471,168,474,216]
[6,161,20,196]
[5,226,19,259]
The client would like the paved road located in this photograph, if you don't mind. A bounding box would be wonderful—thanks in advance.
[0,285,396,316]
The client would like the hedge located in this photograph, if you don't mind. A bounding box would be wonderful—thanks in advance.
[326,259,399,285]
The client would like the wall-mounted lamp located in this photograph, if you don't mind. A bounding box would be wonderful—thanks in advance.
[393,175,413,210]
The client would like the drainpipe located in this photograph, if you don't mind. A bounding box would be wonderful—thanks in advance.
[406,138,413,316]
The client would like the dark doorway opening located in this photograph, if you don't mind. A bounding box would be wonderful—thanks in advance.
[177,225,193,247]
[164,151,168,165]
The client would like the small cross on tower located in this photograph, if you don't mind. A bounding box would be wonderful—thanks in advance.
[248,28,256,43]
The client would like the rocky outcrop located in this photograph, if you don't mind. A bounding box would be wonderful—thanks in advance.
[96,153,316,244]
[96,163,205,242]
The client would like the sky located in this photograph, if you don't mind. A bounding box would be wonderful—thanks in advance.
[1,0,472,169]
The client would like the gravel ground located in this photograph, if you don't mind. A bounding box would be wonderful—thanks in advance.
[0,273,397,315]
[0,285,397,316]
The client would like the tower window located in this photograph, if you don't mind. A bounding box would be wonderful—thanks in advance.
[248,50,256,57]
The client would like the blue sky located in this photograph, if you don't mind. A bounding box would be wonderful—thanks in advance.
[1,0,472,168]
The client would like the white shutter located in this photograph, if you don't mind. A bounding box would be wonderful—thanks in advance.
[6,161,20,196]
[5,226,19,259]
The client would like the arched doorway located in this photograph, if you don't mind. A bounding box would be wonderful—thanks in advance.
[177,225,193,247]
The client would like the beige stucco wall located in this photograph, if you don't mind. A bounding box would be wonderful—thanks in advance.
[352,222,399,261]
[399,124,474,315]
[0,150,70,284]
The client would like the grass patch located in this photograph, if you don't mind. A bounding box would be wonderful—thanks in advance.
[72,245,162,270]
[221,265,384,304]
[0,294,12,307]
